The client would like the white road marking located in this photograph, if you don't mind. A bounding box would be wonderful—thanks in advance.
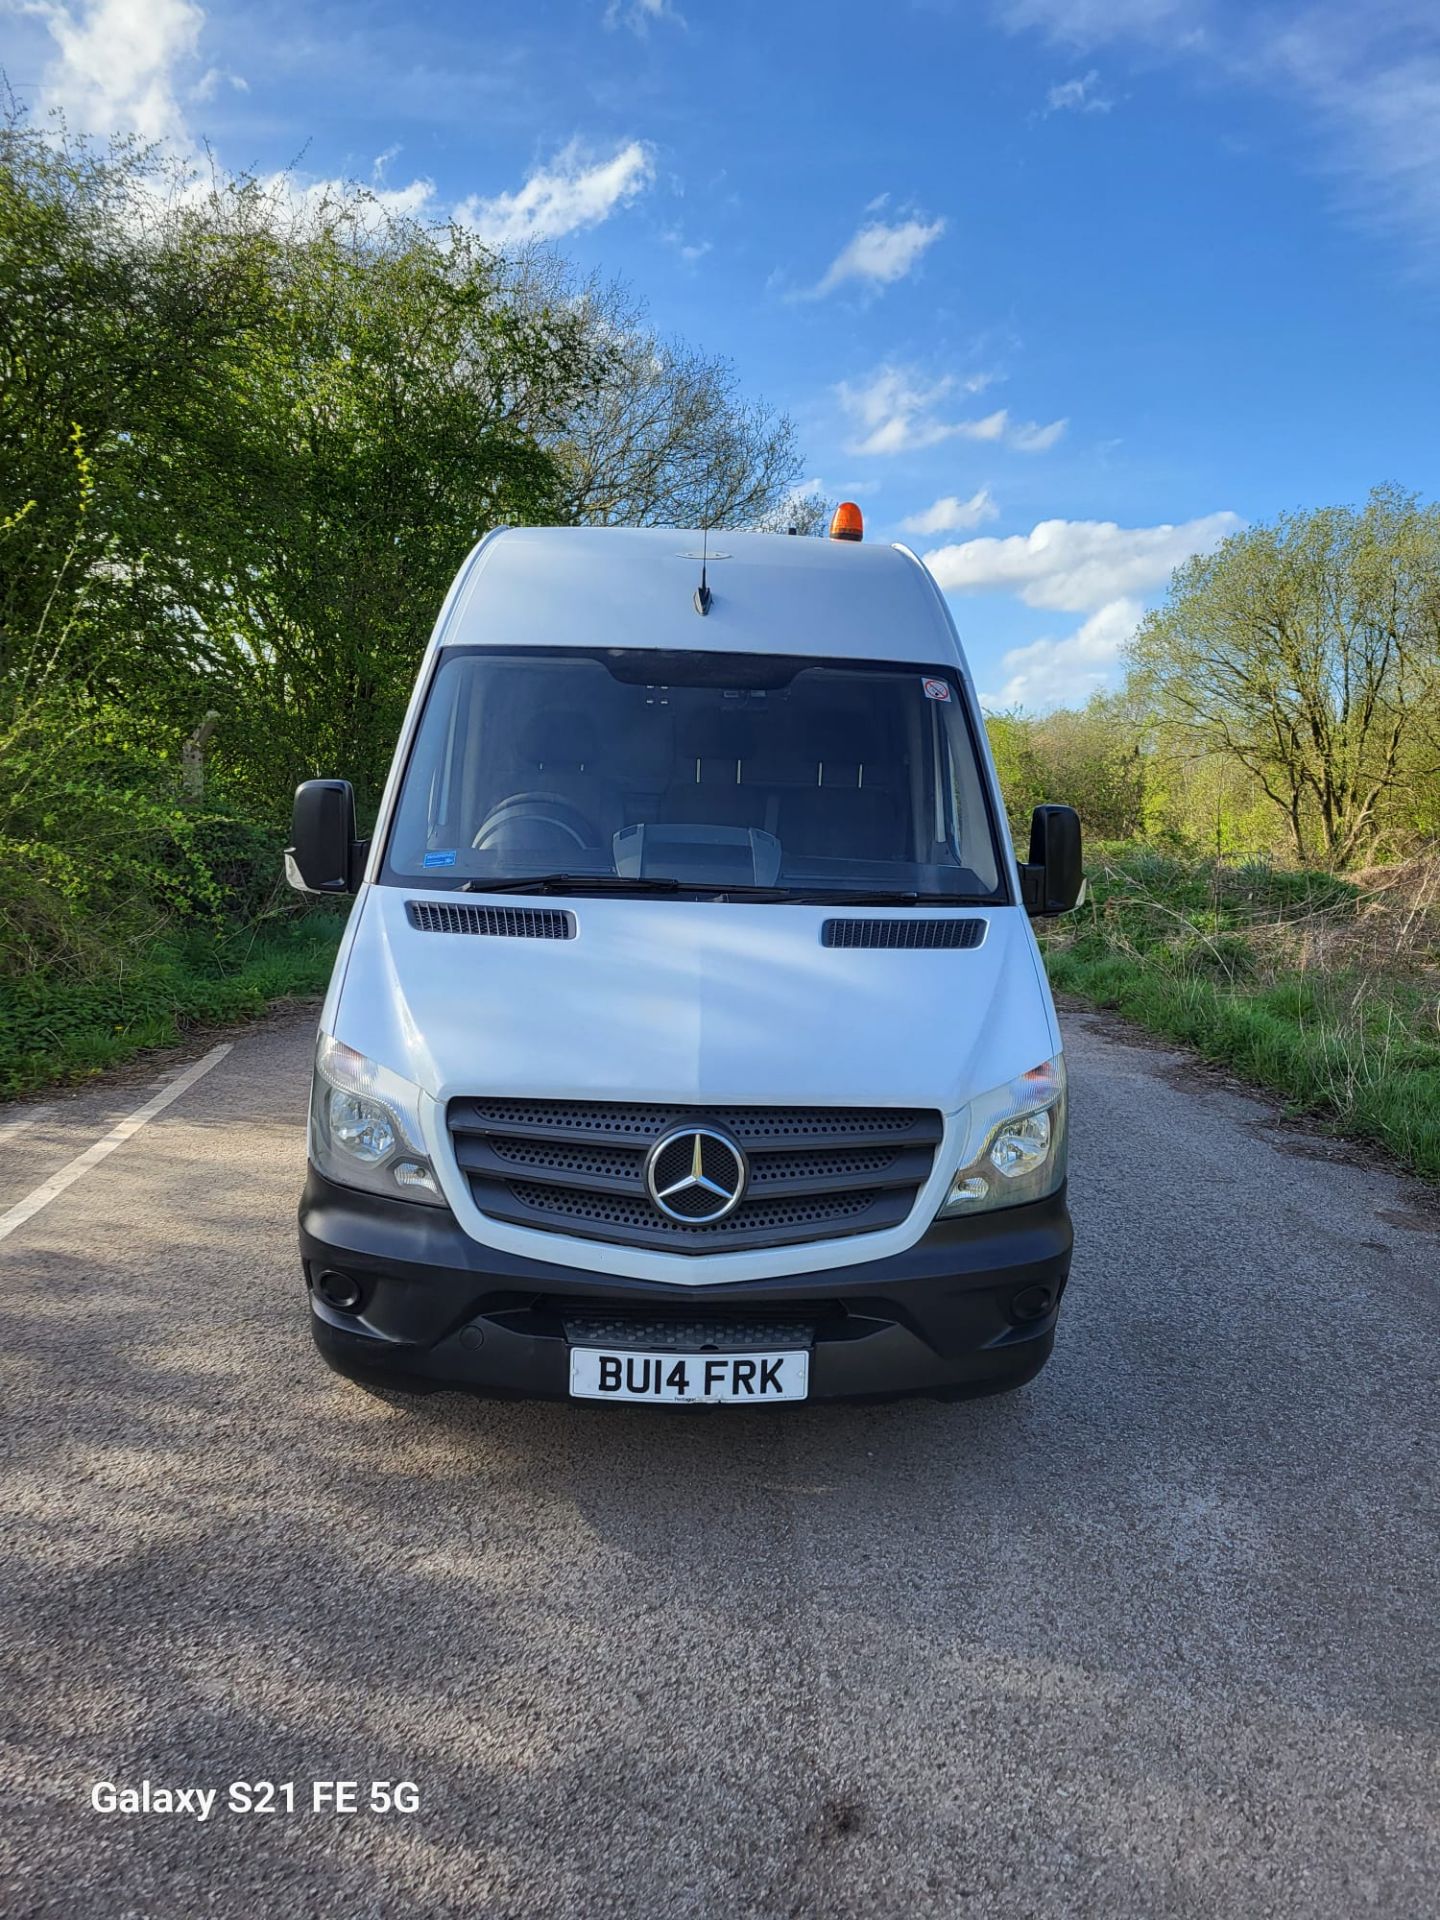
[0,1046,232,1246]
[0,1105,54,1146]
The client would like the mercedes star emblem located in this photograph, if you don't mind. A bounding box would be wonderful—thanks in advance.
[643,1127,748,1224]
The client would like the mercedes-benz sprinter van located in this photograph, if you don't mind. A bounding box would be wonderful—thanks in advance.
[288,520,1082,1406]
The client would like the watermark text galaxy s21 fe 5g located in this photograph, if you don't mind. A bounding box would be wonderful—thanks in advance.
[89,1780,421,1820]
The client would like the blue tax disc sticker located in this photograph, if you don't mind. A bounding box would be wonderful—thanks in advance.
[422,850,457,869]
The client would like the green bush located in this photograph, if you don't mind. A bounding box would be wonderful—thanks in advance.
[153,811,287,923]
[0,690,328,1090]
[0,915,343,1097]
[1,687,293,935]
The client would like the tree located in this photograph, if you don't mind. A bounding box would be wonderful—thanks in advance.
[508,254,805,531]
[750,487,833,537]
[1128,488,1440,866]
[0,122,276,694]
[0,111,828,1037]
[985,695,1146,843]
[0,120,810,815]
[983,711,1045,837]
[0,120,605,811]
[1031,695,1147,842]
[178,188,600,811]
[1138,732,1285,859]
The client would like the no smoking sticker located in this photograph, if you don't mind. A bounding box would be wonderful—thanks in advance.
[922,677,951,701]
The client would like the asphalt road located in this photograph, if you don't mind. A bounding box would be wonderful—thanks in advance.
[1,1008,1437,1918]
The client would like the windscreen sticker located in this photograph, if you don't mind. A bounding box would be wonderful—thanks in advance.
[422,849,457,869]
[922,677,951,701]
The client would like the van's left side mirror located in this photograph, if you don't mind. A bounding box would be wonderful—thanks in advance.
[286,779,368,894]
[1020,804,1083,916]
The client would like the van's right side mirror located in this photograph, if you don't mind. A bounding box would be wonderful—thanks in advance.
[1019,804,1083,916]
[286,779,367,894]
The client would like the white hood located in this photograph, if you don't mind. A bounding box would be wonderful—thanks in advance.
[334,889,1054,1108]
[322,886,1060,1284]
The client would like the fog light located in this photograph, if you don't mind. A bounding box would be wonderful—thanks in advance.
[1010,1284,1054,1323]
[317,1269,364,1312]
[393,1160,438,1196]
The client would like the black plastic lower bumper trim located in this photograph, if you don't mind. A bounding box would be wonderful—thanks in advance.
[299,1170,1072,1403]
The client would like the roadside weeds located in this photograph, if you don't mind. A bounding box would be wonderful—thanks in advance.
[1042,847,1440,1184]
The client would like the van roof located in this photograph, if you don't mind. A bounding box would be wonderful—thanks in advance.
[438,525,965,669]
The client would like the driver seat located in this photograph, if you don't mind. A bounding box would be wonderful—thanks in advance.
[473,710,623,857]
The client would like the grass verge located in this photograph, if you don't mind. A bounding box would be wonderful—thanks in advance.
[0,913,344,1099]
[1041,845,1440,1181]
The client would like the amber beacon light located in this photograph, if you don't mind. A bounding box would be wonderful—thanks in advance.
[829,501,864,542]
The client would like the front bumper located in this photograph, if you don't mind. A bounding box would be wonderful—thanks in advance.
[298,1169,1073,1403]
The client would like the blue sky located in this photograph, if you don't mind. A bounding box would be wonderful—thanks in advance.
[4,0,1438,708]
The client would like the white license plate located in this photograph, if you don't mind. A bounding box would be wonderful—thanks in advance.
[568,1347,809,1404]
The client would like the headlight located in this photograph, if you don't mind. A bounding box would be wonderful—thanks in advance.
[309,1035,447,1207]
[938,1054,1067,1217]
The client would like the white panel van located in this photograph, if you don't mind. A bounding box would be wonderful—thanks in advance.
[287,522,1082,1406]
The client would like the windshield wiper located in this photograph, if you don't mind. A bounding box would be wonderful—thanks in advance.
[689,886,921,904]
[459,876,995,905]
[791,888,929,905]
[897,892,997,907]
[721,887,996,906]
[461,873,682,895]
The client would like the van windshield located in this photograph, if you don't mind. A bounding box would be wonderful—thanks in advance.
[380,647,1005,902]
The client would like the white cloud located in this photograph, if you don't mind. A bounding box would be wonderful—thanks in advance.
[923,510,1241,610]
[252,143,655,251]
[455,140,655,245]
[815,216,946,295]
[837,366,1065,458]
[961,409,1012,443]
[256,171,441,229]
[661,226,711,264]
[16,2,656,252]
[1002,0,1203,49]
[1260,8,1440,255]
[189,65,245,104]
[837,368,955,454]
[25,0,206,148]
[604,0,681,30]
[1045,69,1114,112]
[981,598,1145,711]
[1010,416,1069,451]
[900,489,1001,535]
[1005,1,1440,256]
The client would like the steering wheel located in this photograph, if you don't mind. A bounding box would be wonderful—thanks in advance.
[472,791,604,852]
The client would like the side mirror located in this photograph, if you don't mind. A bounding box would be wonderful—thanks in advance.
[286,779,368,894]
[1019,804,1083,916]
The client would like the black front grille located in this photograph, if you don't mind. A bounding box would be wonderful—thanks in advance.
[447,1098,943,1255]
[563,1311,819,1351]
[822,917,987,949]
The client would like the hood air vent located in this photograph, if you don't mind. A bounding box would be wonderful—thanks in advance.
[406,901,576,940]
[822,917,987,950]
